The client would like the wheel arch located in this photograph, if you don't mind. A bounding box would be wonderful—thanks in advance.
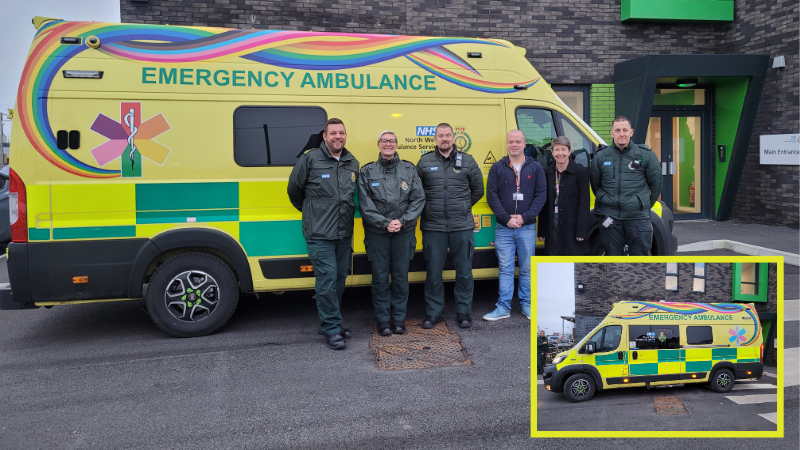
[128,228,254,297]
[553,364,604,393]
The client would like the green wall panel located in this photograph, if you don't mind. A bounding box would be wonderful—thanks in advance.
[621,0,734,22]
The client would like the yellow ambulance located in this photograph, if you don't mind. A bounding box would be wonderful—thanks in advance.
[0,18,676,336]
[543,301,764,402]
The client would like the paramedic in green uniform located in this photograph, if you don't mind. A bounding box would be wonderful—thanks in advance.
[537,330,549,375]
[358,131,425,336]
[288,118,359,350]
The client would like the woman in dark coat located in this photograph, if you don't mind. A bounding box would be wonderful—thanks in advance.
[537,136,590,255]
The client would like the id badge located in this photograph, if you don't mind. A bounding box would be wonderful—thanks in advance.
[512,193,524,201]
[602,216,614,228]
[554,206,558,214]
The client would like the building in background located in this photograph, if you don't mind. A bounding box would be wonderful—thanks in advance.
[120,0,798,228]
[573,262,778,365]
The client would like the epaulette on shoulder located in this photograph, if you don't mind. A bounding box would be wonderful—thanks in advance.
[638,143,653,152]
[401,160,414,168]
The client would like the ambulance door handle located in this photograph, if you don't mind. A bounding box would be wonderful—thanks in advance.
[632,351,638,360]
[661,162,667,175]
[618,351,624,360]
[670,162,676,175]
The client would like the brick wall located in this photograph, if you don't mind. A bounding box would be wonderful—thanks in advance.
[727,0,799,228]
[589,84,615,139]
[121,0,798,227]
[573,262,776,341]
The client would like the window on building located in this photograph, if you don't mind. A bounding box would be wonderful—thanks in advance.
[692,263,706,293]
[665,263,678,291]
[686,326,713,345]
[630,324,680,349]
[553,85,590,121]
[233,106,327,166]
[733,262,768,302]
[740,263,758,295]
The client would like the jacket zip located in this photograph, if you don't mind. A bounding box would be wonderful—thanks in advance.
[616,148,623,214]
[443,152,449,231]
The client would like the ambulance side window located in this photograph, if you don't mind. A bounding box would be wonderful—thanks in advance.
[583,325,621,353]
[630,325,680,349]
[233,106,327,166]
[555,112,597,168]
[601,325,622,352]
[686,326,713,345]
[515,108,556,166]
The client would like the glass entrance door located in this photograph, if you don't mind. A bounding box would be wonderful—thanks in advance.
[646,113,706,218]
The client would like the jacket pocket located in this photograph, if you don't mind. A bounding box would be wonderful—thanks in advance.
[636,192,649,211]
[409,237,417,261]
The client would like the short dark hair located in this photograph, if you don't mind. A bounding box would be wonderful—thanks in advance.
[324,118,345,133]
[611,116,632,128]
[436,123,453,134]
[552,136,572,150]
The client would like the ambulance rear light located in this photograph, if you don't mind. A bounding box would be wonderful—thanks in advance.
[9,168,28,243]
[760,343,764,362]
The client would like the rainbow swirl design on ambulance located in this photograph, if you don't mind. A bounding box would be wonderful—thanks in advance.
[613,302,761,346]
[19,22,538,178]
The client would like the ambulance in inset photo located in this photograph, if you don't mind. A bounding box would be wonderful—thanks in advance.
[543,301,764,402]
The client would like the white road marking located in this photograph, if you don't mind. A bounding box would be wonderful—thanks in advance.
[537,380,543,384]
[786,299,799,322]
[0,283,8,289]
[731,383,776,390]
[0,253,5,259]
[758,412,778,424]
[725,393,778,404]
[785,346,799,387]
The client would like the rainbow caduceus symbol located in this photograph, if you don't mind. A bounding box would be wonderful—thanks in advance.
[89,102,171,177]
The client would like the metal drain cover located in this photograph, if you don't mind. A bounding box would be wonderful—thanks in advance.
[369,320,473,370]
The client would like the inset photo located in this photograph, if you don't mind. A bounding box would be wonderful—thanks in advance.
[532,258,783,438]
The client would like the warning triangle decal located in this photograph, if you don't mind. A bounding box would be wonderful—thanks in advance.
[483,151,497,164]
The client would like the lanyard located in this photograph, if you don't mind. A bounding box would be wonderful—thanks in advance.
[511,162,521,192]
[554,169,562,207]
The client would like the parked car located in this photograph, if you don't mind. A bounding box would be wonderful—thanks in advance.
[0,165,9,243]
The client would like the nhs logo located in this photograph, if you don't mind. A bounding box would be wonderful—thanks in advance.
[416,126,437,136]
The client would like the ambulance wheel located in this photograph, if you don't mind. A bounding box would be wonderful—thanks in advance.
[145,252,239,337]
[710,368,735,393]
[563,373,596,402]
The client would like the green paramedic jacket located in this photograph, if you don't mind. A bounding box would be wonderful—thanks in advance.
[416,147,485,232]
[589,142,662,221]
[287,143,360,240]
[357,153,425,236]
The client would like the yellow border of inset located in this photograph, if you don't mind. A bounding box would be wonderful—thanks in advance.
[530,255,784,438]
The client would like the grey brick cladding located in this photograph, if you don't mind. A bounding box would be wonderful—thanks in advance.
[572,263,777,341]
[121,0,798,227]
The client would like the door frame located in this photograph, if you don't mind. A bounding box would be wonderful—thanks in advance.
[650,105,714,220]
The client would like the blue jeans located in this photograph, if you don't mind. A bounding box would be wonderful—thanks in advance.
[494,223,535,312]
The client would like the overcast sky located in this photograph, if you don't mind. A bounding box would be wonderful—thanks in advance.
[536,263,575,336]
[0,1,120,139]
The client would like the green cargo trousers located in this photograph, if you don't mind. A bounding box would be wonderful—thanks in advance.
[306,237,351,335]
[422,229,474,317]
[364,229,416,323]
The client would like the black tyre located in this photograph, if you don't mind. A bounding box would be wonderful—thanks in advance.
[563,373,596,402]
[709,368,735,393]
[145,252,239,337]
